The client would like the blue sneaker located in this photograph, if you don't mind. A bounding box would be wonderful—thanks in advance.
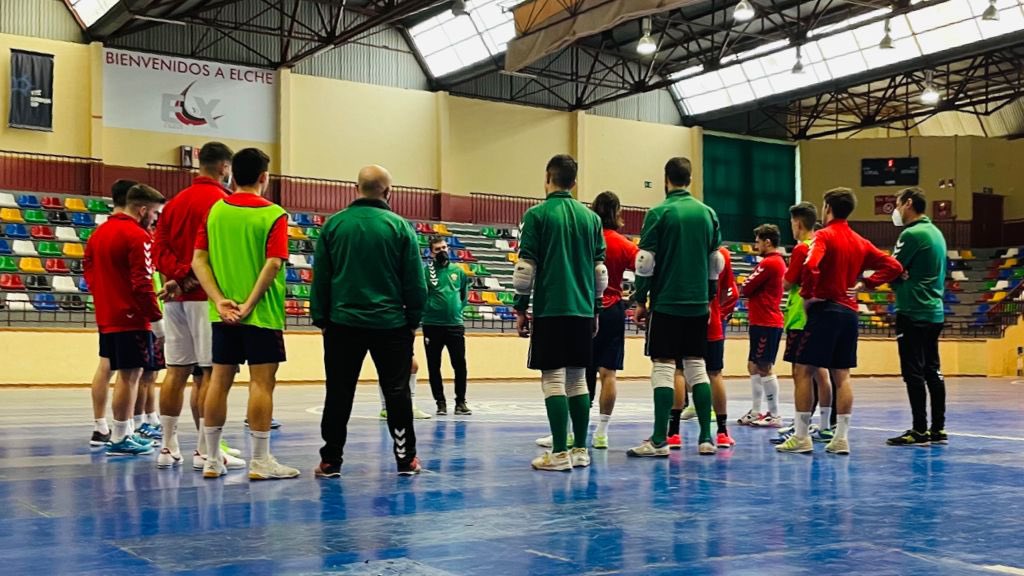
[107,436,155,457]
[131,433,154,447]
[138,423,163,441]
[812,427,835,443]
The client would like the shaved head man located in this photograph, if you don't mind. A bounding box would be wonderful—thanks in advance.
[357,165,392,197]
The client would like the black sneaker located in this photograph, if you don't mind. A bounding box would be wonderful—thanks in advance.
[454,402,472,415]
[436,401,447,416]
[886,429,931,446]
[314,461,341,478]
[397,456,422,476]
[930,429,948,445]
[90,430,111,446]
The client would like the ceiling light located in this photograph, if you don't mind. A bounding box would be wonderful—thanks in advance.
[792,45,805,74]
[982,0,999,21]
[637,17,658,55]
[879,19,894,49]
[451,0,469,17]
[921,70,940,105]
[733,0,755,23]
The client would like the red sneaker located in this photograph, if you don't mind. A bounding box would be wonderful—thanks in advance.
[667,434,682,449]
[398,456,422,476]
[716,432,736,448]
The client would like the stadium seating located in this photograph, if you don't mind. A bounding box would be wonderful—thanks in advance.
[41,196,62,210]
[47,211,70,225]
[23,210,47,224]
[62,243,84,258]
[60,294,85,311]
[38,242,62,257]
[16,195,39,209]
[71,213,93,227]
[56,227,78,242]
[1,273,26,289]
[1,208,25,223]
[12,240,36,256]
[31,293,58,311]
[5,224,29,239]
[18,258,45,274]
[0,240,10,255]
[45,258,69,273]
[87,199,111,214]
[77,277,89,292]
[5,293,30,311]
[25,275,50,291]
[0,257,16,272]
[64,198,88,212]
[0,193,17,208]
[52,276,77,292]
[30,226,55,240]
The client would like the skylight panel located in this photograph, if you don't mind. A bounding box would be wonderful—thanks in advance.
[809,8,891,37]
[907,0,975,32]
[68,0,118,27]
[915,19,982,54]
[408,0,516,78]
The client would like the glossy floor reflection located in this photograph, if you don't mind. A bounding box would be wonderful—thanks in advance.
[0,378,1022,575]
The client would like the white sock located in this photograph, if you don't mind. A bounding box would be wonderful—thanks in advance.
[835,414,851,440]
[820,406,833,430]
[750,374,764,413]
[146,412,159,426]
[762,374,779,415]
[409,373,417,398]
[595,413,611,437]
[133,414,144,428]
[197,418,208,455]
[205,426,223,465]
[94,418,109,435]
[795,411,812,439]
[161,415,179,452]
[251,430,270,461]
[112,420,130,444]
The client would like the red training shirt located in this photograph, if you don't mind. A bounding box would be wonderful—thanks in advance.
[601,228,639,309]
[708,246,738,342]
[195,193,290,260]
[83,213,163,334]
[741,251,785,328]
[154,176,229,302]
[800,219,903,311]
[785,240,811,286]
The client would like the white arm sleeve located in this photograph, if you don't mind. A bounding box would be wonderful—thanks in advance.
[635,250,655,277]
[708,250,726,280]
[594,262,609,299]
[512,259,536,295]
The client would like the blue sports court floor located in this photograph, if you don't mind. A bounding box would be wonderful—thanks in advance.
[0,377,1022,575]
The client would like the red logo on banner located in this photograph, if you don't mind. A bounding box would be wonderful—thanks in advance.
[875,195,897,215]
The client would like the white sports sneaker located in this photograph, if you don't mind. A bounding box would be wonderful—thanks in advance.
[825,437,850,455]
[192,450,206,470]
[412,406,433,420]
[249,456,301,480]
[203,458,227,479]
[156,447,182,469]
[680,405,697,420]
[570,447,591,468]
[753,413,783,428]
[626,439,670,457]
[193,450,246,470]
[776,435,814,454]
[531,451,572,472]
[534,433,574,448]
[220,440,242,458]
[698,442,718,455]
[737,410,761,426]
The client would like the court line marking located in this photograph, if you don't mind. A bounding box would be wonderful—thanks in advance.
[523,549,571,563]
[854,426,1024,442]
[985,565,1024,575]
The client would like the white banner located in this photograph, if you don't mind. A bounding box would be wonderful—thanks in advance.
[103,48,278,142]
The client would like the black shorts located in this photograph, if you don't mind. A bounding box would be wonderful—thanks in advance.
[148,333,166,372]
[783,329,803,363]
[212,323,286,366]
[646,311,708,361]
[748,325,783,365]
[675,338,724,372]
[592,301,626,370]
[99,330,155,371]
[795,302,858,369]
[528,316,593,371]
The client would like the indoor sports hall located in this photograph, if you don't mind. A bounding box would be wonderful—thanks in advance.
[0,0,1023,574]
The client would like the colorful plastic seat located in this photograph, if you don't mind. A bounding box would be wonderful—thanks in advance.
[18,257,45,274]
[71,213,94,226]
[288,226,308,240]
[31,293,58,311]
[30,225,55,240]
[25,274,50,291]
[0,273,25,290]
[293,213,313,226]
[468,291,484,304]
[312,214,325,226]
[52,276,78,292]
[23,210,47,224]
[288,239,302,253]
[286,268,300,283]
[0,240,10,255]
[45,258,70,273]
[0,193,17,208]
[432,223,452,236]
[306,228,321,240]
[38,242,63,257]
[56,227,78,242]
[60,294,86,311]
[62,243,84,258]
[41,196,62,210]
[457,249,477,262]
[1,208,25,223]
[0,256,16,272]
[68,259,83,274]
[78,228,94,242]
[299,269,313,283]
[470,263,491,276]
[64,197,88,212]
[12,240,36,256]
[87,199,112,214]
[15,194,40,209]
[78,276,89,292]
[47,210,70,225]
[5,224,29,239]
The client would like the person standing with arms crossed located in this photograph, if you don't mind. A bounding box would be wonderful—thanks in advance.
[312,165,427,478]
[886,187,948,447]
[422,235,472,416]
[514,154,606,472]
[630,157,722,457]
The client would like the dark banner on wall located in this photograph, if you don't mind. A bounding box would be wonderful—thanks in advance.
[9,50,54,132]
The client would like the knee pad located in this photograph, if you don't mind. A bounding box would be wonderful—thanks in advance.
[541,368,566,398]
[512,259,536,295]
[594,263,609,298]
[683,358,709,387]
[635,250,656,277]
[708,249,725,279]
[564,368,587,397]
[652,362,674,389]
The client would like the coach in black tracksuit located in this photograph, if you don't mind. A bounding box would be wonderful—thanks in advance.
[422,235,472,416]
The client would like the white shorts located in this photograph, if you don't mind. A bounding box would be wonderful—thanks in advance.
[151,319,165,341]
[163,301,213,367]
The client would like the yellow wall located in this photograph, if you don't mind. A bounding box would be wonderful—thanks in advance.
[288,75,439,187]
[970,137,1024,219]
[579,115,697,207]
[102,127,279,170]
[0,34,92,157]
[799,136,972,221]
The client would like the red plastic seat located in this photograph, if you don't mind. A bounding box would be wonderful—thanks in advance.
[286,300,307,316]
[30,225,55,239]
[468,291,483,304]
[457,249,476,262]
[45,258,70,273]
[299,269,313,283]
[41,197,62,210]
[0,273,26,290]
[312,214,325,226]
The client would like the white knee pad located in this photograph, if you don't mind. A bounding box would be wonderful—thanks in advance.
[541,368,567,398]
[683,358,709,386]
[594,263,609,298]
[652,362,675,389]
[565,368,587,397]
[513,258,536,295]
[708,249,725,280]
[635,250,656,277]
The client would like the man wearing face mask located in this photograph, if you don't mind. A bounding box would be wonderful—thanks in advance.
[421,235,472,416]
[84,184,166,457]
[886,187,948,447]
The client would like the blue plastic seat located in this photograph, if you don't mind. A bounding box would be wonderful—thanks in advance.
[293,213,313,226]
[286,268,300,283]
[944,292,960,304]
[32,293,58,311]
[78,276,89,292]
[448,249,461,262]
[4,224,29,239]
[16,194,40,209]
[0,239,10,255]
[449,236,464,249]
[71,213,95,227]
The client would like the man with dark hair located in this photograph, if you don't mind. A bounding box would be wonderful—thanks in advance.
[630,157,721,456]
[422,234,471,416]
[84,184,166,457]
[88,178,139,446]
[515,154,605,471]
[192,148,297,480]
[887,187,948,446]
[154,141,245,471]
[738,224,786,428]
[777,188,902,455]
[312,164,427,478]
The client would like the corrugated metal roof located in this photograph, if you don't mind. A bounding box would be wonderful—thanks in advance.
[0,0,84,43]
[916,99,1024,138]
[588,89,682,125]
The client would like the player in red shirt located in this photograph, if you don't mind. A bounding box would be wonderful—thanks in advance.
[738,224,786,428]
[153,142,246,471]
[778,187,902,456]
[83,184,166,457]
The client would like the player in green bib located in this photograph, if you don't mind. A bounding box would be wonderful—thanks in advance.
[192,148,299,481]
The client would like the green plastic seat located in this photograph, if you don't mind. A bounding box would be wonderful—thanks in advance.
[295,285,311,298]
[481,227,498,239]
[23,209,47,224]
[0,256,16,272]
[498,291,515,305]
[78,228,94,242]
[87,199,112,214]
[306,228,321,240]
[417,234,429,247]
[470,263,491,276]
[289,239,302,253]
[86,295,94,312]
[37,241,62,257]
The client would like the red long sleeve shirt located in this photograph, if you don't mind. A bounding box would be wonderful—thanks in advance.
[800,219,903,311]
[154,176,228,301]
[601,228,639,309]
[708,246,738,342]
[741,251,785,328]
[83,213,162,334]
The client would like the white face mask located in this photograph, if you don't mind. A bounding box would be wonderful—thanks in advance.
[891,207,904,227]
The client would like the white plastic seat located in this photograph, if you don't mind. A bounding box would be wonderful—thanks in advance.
[0,193,17,208]
[951,270,968,281]
[288,254,311,269]
[12,240,37,256]
[56,227,79,242]
[946,250,961,260]
[993,280,1009,291]
[94,215,108,226]
[1005,248,1019,258]
[495,239,511,251]
[52,276,78,293]
[6,293,31,310]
